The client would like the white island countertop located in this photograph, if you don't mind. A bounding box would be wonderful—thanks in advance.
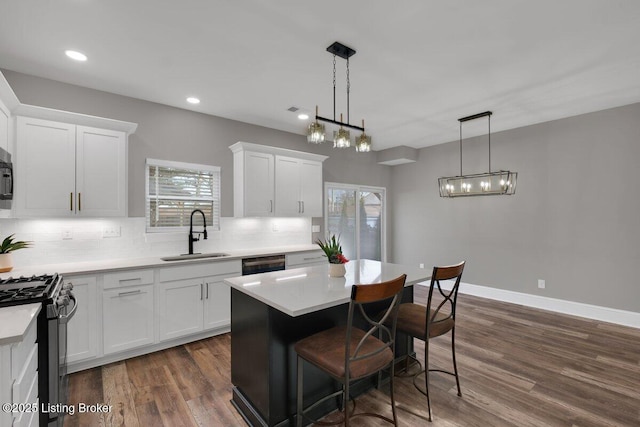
[0,303,41,345]
[224,259,430,317]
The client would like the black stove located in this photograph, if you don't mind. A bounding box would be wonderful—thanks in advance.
[0,274,61,306]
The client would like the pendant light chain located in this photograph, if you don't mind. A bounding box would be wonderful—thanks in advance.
[459,121,463,176]
[346,57,350,124]
[488,114,491,173]
[332,54,337,121]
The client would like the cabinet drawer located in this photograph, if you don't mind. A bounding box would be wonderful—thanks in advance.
[11,318,37,379]
[286,250,326,268]
[12,343,38,405]
[12,372,38,427]
[159,260,241,282]
[104,269,154,289]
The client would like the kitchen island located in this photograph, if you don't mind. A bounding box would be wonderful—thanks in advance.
[224,259,430,427]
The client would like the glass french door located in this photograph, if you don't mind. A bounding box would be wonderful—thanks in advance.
[324,183,386,262]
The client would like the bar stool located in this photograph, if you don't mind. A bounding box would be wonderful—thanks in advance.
[395,261,465,421]
[294,274,407,427]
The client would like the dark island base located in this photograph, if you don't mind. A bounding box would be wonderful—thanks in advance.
[230,286,414,427]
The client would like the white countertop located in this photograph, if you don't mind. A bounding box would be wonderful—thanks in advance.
[224,259,430,317]
[0,244,320,278]
[0,303,41,345]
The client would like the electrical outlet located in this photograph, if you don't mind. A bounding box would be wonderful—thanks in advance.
[102,226,121,238]
[419,263,425,269]
[62,227,73,240]
[272,222,279,232]
[312,225,320,233]
[538,279,546,289]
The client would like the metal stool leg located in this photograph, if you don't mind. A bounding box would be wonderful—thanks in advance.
[425,338,433,421]
[297,356,304,427]
[451,326,462,397]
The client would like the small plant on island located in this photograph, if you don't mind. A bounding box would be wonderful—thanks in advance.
[315,234,349,264]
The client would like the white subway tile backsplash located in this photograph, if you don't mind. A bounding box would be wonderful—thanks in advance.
[0,217,312,267]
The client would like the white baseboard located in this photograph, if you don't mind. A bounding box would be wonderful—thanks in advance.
[418,280,640,329]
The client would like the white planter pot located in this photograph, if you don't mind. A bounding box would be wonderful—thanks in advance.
[328,263,346,278]
[0,253,14,273]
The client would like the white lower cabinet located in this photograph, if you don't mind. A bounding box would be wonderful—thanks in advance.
[158,260,240,342]
[0,311,39,427]
[103,284,155,355]
[204,279,231,330]
[158,279,205,340]
[66,275,98,363]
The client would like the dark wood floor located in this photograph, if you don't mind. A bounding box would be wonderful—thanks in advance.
[64,286,640,426]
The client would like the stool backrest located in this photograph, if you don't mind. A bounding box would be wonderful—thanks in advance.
[427,262,465,332]
[346,274,407,367]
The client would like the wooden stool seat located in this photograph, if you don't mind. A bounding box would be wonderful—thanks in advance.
[396,303,454,338]
[295,326,394,380]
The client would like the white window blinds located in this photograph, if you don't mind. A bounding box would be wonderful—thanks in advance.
[146,159,220,232]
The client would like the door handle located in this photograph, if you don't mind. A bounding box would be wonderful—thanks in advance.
[78,192,81,211]
[70,192,73,211]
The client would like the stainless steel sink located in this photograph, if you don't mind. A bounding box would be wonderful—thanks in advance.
[161,253,230,261]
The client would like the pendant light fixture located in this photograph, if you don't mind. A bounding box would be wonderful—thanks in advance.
[307,41,371,151]
[355,119,371,152]
[438,111,518,197]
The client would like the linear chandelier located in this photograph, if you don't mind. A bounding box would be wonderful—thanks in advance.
[307,41,372,152]
[438,111,518,198]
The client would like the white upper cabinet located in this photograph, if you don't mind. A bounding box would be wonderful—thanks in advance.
[16,117,127,217]
[240,150,275,217]
[230,142,327,217]
[275,156,323,217]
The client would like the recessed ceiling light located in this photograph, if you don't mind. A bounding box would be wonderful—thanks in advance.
[297,113,309,120]
[65,50,87,62]
[187,97,200,104]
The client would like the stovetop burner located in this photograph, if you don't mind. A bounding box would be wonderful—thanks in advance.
[0,274,61,306]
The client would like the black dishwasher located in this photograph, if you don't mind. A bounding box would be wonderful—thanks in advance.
[241,254,286,275]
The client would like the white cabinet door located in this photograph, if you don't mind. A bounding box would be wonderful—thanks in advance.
[103,285,154,355]
[299,159,323,217]
[16,118,128,217]
[158,279,205,341]
[76,126,126,217]
[0,108,8,153]
[66,275,98,363]
[243,151,274,216]
[275,156,323,217]
[204,279,231,330]
[275,155,302,216]
[16,117,76,216]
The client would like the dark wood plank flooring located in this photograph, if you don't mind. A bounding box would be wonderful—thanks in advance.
[64,287,640,426]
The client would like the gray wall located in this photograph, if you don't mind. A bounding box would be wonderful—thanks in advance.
[2,70,391,219]
[390,103,640,312]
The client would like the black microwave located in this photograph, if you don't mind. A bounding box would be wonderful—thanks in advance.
[0,147,12,209]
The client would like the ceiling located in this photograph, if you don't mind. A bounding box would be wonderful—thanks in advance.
[1,0,640,151]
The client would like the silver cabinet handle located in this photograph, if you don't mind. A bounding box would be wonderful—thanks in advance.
[206,282,210,299]
[303,256,324,261]
[119,278,142,283]
[117,289,142,297]
[302,201,304,213]
[200,282,204,300]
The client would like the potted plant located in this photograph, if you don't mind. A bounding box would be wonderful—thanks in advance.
[315,234,349,277]
[0,234,32,273]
